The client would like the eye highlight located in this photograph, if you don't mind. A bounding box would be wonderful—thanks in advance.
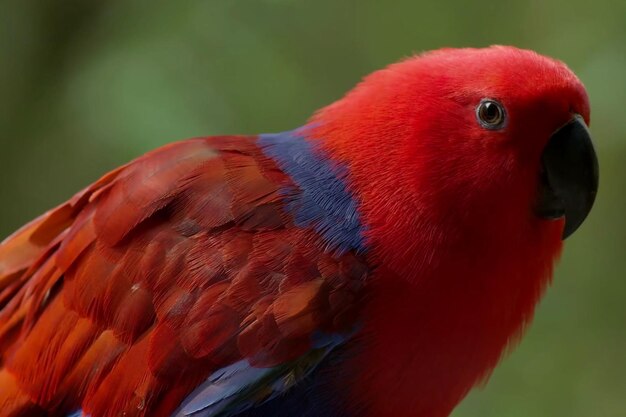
[476,99,506,130]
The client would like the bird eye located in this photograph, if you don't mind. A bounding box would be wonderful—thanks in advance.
[476,99,506,130]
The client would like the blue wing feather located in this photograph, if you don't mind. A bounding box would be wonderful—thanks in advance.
[171,333,350,417]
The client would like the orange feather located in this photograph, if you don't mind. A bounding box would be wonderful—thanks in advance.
[0,136,368,417]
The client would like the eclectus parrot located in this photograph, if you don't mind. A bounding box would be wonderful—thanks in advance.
[0,46,598,417]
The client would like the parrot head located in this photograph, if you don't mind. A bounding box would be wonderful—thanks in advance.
[310,45,598,277]
[305,46,599,416]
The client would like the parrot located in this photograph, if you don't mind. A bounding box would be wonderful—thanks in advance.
[0,45,598,417]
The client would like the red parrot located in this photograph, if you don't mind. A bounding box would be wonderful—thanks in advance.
[0,46,598,417]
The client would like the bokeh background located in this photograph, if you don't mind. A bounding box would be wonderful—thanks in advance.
[1,1,624,416]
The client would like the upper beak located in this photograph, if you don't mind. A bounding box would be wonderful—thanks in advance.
[536,115,599,239]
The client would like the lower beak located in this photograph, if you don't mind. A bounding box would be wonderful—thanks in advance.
[536,115,599,239]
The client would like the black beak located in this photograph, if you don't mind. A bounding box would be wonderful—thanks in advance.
[537,115,599,239]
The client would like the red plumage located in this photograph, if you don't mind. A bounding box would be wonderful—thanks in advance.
[308,47,589,416]
[0,136,367,416]
[0,46,596,417]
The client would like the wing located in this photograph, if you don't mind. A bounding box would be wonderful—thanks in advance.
[173,332,350,417]
[0,136,368,417]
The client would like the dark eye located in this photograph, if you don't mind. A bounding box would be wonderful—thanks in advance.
[476,99,506,130]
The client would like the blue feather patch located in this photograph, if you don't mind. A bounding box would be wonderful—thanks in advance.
[258,129,366,255]
[172,332,350,417]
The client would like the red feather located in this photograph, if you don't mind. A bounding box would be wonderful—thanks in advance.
[0,46,594,417]
[0,136,368,417]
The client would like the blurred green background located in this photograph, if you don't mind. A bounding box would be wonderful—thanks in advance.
[0,1,624,416]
